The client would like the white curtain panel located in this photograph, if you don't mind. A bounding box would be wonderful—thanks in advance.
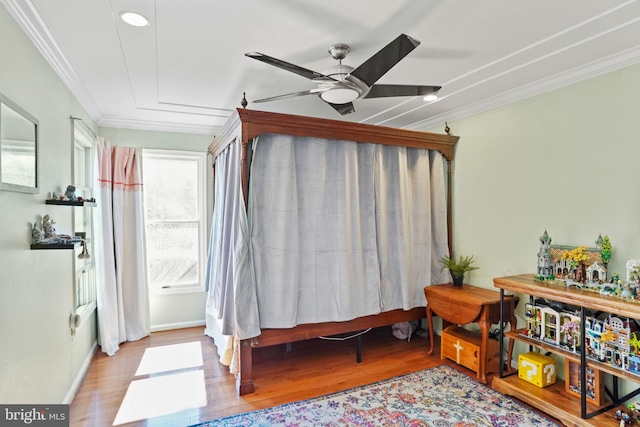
[95,137,150,356]
[249,135,381,328]
[374,146,450,310]
[429,151,451,286]
[205,141,260,342]
[248,134,449,328]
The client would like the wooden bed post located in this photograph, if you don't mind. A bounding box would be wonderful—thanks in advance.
[236,117,255,395]
[446,158,453,257]
[240,123,252,208]
[236,338,254,395]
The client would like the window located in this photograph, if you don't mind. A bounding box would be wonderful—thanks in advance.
[142,149,207,294]
[72,121,96,318]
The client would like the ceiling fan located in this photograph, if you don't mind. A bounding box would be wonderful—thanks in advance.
[245,34,441,115]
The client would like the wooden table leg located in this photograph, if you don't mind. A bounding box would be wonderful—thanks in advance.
[478,318,489,384]
[426,306,435,356]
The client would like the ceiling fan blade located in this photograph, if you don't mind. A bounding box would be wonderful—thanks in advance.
[349,34,421,87]
[245,52,336,81]
[252,89,321,104]
[364,84,441,99]
[326,101,355,115]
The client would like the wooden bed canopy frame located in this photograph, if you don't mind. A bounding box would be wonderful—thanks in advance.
[208,108,459,395]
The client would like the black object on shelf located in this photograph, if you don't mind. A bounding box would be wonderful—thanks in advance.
[45,199,96,207]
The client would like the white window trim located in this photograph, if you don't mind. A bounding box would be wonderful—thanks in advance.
[143,149,207,295]
[70,119,97,332]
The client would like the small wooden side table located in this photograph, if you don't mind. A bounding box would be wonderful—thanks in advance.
[424,283,518,384]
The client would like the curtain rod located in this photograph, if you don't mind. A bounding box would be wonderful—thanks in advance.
[70,116,97,139]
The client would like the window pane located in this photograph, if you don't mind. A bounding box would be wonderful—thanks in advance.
[143,157,199,221]
[142,149,206,293]
[146,222,199,287]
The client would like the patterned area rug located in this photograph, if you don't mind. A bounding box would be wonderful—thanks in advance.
[193,365,559,426]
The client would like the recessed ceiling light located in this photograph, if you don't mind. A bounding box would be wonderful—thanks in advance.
[120,11,150,27]
[423,94,438,102]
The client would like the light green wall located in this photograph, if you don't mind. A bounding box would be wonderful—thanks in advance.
[98,128,212,330]
[427,63,640,393]
[0,4,98,404]
[432,63,640,289]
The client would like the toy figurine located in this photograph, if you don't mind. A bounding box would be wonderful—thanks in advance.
[34,215,74,244]
[42,215,56,238]
[31,223,43,243]
[65,185,77,201]
[615,409,635,425]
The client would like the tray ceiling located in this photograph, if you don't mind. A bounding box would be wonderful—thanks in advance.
[4,0,640,135]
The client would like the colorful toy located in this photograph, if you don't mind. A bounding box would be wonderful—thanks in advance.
[535,230,612,285]
[518,352,556,387]
[523,299,640,373]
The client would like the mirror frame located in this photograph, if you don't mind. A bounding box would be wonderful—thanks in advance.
[0,92,39,194]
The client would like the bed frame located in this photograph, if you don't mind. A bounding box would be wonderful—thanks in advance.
[208,108,459,395]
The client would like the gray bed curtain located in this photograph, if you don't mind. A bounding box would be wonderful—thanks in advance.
[205,141,260,341]
[206,133,449,341]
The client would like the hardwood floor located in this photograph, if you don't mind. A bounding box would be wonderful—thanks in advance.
[68,325,549,427]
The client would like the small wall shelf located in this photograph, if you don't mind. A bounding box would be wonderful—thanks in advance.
[45,199,96,207]
[31,241,81,250]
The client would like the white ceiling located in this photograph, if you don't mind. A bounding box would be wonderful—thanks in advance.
[4,0,640,136]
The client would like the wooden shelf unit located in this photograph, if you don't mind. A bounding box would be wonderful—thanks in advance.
[494,274,640,425]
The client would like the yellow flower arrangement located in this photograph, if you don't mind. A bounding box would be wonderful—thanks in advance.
[561,246,589,268]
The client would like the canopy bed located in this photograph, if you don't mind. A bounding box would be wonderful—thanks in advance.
[205,108,459,395]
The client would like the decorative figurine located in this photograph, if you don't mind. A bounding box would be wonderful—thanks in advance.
[65,185,77,201]
[615,408,635,425]
[42,214,56,239]
[31,223,43,244]
[32,215,74,244]
[536,230,554,280]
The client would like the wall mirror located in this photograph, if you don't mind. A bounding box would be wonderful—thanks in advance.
[0,92,38,193]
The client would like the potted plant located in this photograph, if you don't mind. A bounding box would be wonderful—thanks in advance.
[439,254,479,287]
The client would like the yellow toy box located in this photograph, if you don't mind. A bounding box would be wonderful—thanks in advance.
[518,352,556,387]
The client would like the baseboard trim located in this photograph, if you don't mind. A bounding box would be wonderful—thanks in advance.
[64,341,97,404]
[151,320,206,333]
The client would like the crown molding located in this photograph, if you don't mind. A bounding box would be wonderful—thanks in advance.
[408,44,640,131]
[3,0,103,121]
[3,0,223,135]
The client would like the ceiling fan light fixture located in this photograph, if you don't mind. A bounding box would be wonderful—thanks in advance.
[320,88,360,104]
[120,11,150,27]
[423,94,438,102]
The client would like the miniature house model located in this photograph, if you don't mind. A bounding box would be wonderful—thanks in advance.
[536,230,607,281]
[586,262,607,282]
[525,301,640,372]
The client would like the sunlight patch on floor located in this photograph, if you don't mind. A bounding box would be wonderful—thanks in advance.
[113,369,207,425]
[135,341,203,376]
[113,341,207,425]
